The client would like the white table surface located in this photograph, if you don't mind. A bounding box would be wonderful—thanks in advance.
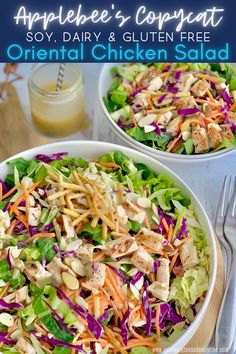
[1,63,235,353]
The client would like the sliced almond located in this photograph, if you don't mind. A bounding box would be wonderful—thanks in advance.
[144,125,156,133]
[11,248,21,259]
[71,260,86,277]
[64,257,75,267]
[65,239,82,252]
[0,313,14,327]
[62,272,79,290]
[137,197,151,209]
[138,114,156,127]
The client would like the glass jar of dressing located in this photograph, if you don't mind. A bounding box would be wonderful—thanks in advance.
[28,63,88,138]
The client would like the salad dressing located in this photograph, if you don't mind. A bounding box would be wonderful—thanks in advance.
[28,64,88,138]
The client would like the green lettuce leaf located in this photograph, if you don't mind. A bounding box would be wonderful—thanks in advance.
[79,224,103,245]
[127,127,171,149]
[36,238,56,262]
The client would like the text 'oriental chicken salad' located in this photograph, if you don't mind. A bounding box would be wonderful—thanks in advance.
[0,151,210,353]
[104,63,236,155]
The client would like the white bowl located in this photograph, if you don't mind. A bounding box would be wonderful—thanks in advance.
[0,141,217,353]
[99,62,235,163]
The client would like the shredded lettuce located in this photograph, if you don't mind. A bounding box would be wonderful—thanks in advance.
[117,63,147,82]
[170,267,209,310]
[130,347,153,354]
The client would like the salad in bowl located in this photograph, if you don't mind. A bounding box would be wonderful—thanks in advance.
[0,142,214,353]
[102,63,236,158]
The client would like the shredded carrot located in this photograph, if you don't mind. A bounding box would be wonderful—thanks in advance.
[104,327,127,354]
[34,321,48,335]
[148,272,155,283]
[143,246,165,256]
[129,325,145,341]
[130,106,138,127]
[169,253,179,272]
[230,101,236,111]
[155,304,160,339]
[206,90,215,102]
[26,232,56,243]
[6,219,17,235]
[180,118,203,132]
[0,185,17,200]
[0,283,9,299]
[144,213,151,229]
[166,134,182,152]
[93,251,105,262]
[105,273,123,304]
[179,235,192,244]
[161,218,169,233]
[175,235,192,248]
[13,208,28,228]
[75,338,109,345]
[167,224,173,242]
[10,179,42,214]
[121,339,158,350]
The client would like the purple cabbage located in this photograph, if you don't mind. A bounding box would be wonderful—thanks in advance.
[98,310,110,324]
[29,226,40,236]
[163,83,179,94]
[42,256,47,267]
[152,260,161,273]
[17,241,27,249]
[7,249,12,270]
[229,123,236,133]
[107,264,127,284]
[174,71,181,81]
[158,93,168,104]
[3,203,10,212]
[43,301,76,335]
[130,85,147,98]
[177,107,200,116]
[151,303,184,332]
[130,271,143,286]
[151,122,161,136]
[221,89,232,107]
[133,104,143,113]
[13,220,26,235]
[142,281,152,336]
[176,218,188,240]
[53,243,60,253]
[30,331,86,352]
[0,299,23,311]
[0,179,9,195]
[36,152,68,163]
[167,304,184,324]
[120,307,130,345]
[29,223,53,236]
[56,250,77,259]
[0,332,16,345]
[117,116,134,130]
[163,64,171,72]
[158,207,176,234]
[55,287,103,339]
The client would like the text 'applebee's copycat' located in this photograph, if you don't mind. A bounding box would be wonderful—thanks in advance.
[6,4,230,61]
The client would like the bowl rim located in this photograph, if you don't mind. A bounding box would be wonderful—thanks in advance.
[0,140,217,353]
[98,62,234,162]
